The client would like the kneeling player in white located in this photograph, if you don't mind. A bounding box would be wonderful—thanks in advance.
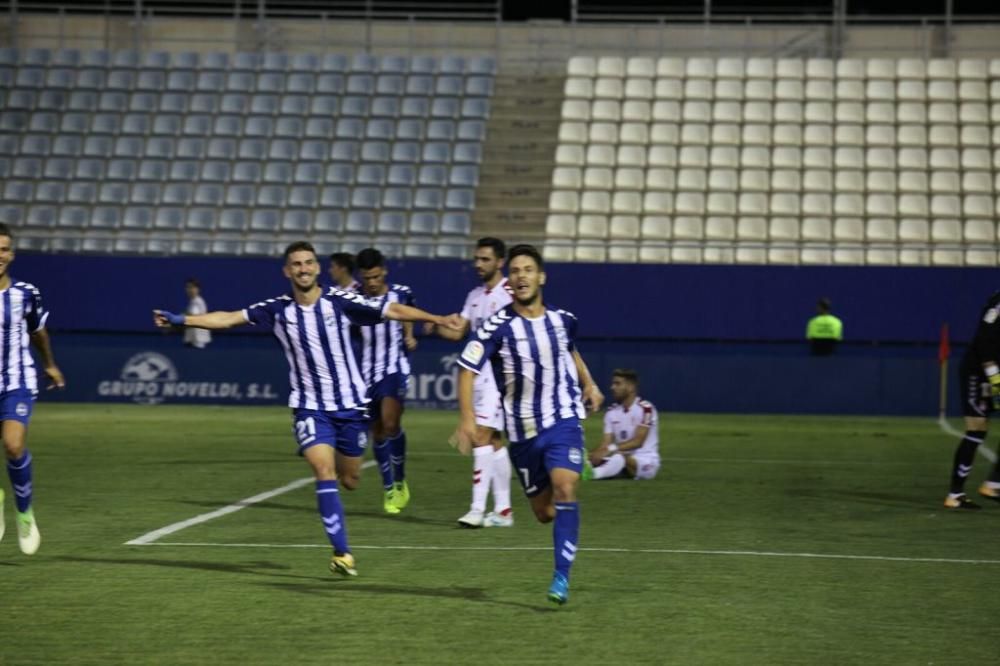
[584,369,660,481]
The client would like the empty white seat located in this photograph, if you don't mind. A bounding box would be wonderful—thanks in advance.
[928,102,958,123]
[767,246,799,265]
[607,243,639,263]
[738,193,768,215]
[928,80,958,101]
[710,146,739,169]
[552,167,581,189]
[833,246,864,264]
[684,78,713,101]
[770,193,800,217]
[591,100,621,121]
[803,147,833,169]
[671,216,703,240]
[580,191,611,214]
[964,219,996,242]
[866,58,896,79]
[932,195,961,218]
[771,170,801,192]
[835,170,864,192]
[575,243,607,263]
[931,171,960,193]
[596,56,625,78]
[931,219,962,242]
[776,58,805,79]
[899,218,930,243]
[930,148,960,170]
[543,242,574,262]
[836,80,864,101]
[833,217,864,241]
[931,248,964,266]
[705,216,736,240]
[638,244,669,263]
[897,125,927,146]
[736,217,767,240]
[677,168,707,191]
[773,124,803,146]
[929,125,958,146]
[928,58,957,79]
[670,243,703,265]
[612,191,642,214]
[549,190,579,213]
[866,147,896,170]
[647,146,677,167]
[769,217,799,241]
[561,100,590,121]
[622,101,651,122]
[965,247,998,267]
[898,194,929,217]
[712,101,742,123]
[567,56,596,77]
[583,167,613,189]
[742,124,770,146]
[964,194,993,218]
[898,171,929,193]
[650,122,679,144]
[799,244,834,265]
[835,124,864,146]
[652,101,681,124]
[739,169,769,192]
[716,58,745,79]
[624,78,653,100]
[589,122,618,144]
[802,193,833,216]
[867,171,896,193]
[617,145,647,167]
[702,244,737,264]
[646,168,676,190]
[558,121,587,143]
[741,147,770,169]
[802,217,832,240]
[674,192,705,215]
[962,171,992,193]
[713,79,744,101]
[962,148,991,170]
[643,192,673,214]
[594,77,623,99]
[866,246,899,266]
[614,167,645,190]
[654,79,682,100]
[772,147,801,169]
[586,144,615,167]
[707,193,736,216]
[804,80,834,102]
[897,102,927,124]
[711,124,740,145]
[735,245,767,264]
[564,77,593,98]
[804,124,833,146]
[866,218,897,242]
[641,216,671,240]
[898,247,931,265]
[708,168,737,191]
[627,57,655,78]
[835,101,864,124]
[656,57,685,78]
[803,170,833,192]
[775,80,803,101]
[773,101,803,123]
[866,125,895,147]
[744,80,773,100]
[681,123,710,145]
[866,102,895,124]
[960,102,988,124]
[577,214,609,239]
[896,80,926,102]
[898,148,929,170]
[961,126,990,147]
[545,214,576,238]
[609,215,640,239]
[867,194,897,217]
[866,80,894,101]
[679,146,708,168]
[745,58,774,79]
[805,58,834,79]
[834,194,864,217]
[959,81,988,101]
[686,57,715,78]
[897,58,927,79]
[741,101,771,124]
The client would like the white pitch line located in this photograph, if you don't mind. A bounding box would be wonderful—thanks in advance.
[129,541,1000,566]
[937,416,998,463]
[124,460,376,546]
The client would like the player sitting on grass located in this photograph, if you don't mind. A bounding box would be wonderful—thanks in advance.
[154,241,461,576]
[583,369,660,481]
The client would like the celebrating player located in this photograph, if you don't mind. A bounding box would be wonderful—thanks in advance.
[427,237,514,528]
[582,369,660,481]
[944,291,1000,510]
[354,248,418,515]
[328,252,359,292]
[0,223,65,555]
[154,241,460,576]
[456,244,603,605]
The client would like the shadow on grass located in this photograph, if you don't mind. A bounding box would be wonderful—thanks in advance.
[787,487,941,510]
[259,580,558,614]
[56,555,293,575]
[137,459,292,466]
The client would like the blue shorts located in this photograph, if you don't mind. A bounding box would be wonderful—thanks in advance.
[291,408,369,457]
[507,418,585,497]
[0,390,35,426]
[368,373,408,408]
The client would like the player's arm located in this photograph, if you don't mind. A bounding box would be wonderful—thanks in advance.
[153,309,247,330]
[402,321,418,351]
[28,328,65,389]
[456,368,478,454]
[572,350,604,413]
[975,312,1000,406]
[427,317,470,341]
[615,425,651,453]
[385,302,463,331]
[588,431,615,465]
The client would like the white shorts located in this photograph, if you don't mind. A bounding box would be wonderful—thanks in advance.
[473,371,503,432]
[629,452,660,480]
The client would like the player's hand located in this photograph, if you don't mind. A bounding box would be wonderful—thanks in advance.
[989,374,1000,409]
[450,418,476,456]
[588,447,606,466]
[153,309,185,328]
[582,383,604,413]
[439,313,465,332]
[422,321,436,336]
[43,366,65,390]
[405,335,418,351]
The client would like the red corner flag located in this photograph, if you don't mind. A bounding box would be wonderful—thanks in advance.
[939,323,951,365]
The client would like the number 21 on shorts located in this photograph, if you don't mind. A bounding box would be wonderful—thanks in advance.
[295,416,317,447]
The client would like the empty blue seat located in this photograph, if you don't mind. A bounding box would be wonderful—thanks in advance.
[315,210,344,233]
[136,70,165,91]
[395,119,424,140]
[77,69,106,89]
[289,186,318,208]
[376,74,405,95]
[150,114,179,135]
[410,56,437,74]
[370,97,400,118]
[261,52,289,72]
[382,188,413,210]
[220,93,249,114]
[172,52,199,69]
[413,188,443,210]
[404,242,436,259]
[218,208,248,231]
[465,76,494,97]
[263,162,293,184]
[310,95,339,115]
[435,76,463,96]
[269,140,298,160]
[356,164,386,186]
[57,206,88,228]
[45,69,75,89]
[68,90,98,111]
[20,134,51,156]
[98,182,130,204]
[37,90,68,111]
[26,205,57,228]
[321,54,349,72]
[225,184,255,206]
[427,120,456,141]
[106,70,135,91]
[122,206,154,230]
[351,188,380,209]
[445,189,475,211]
[431,98,460,119]
[457,120,486,141]
[306,117,335,139]
[331,141,360,162]
[299,140,329,161]
[176,138,206,159]
[391,142,419,163]
[361,141,390,162]
[0,205,24,225]
[400,97,429,118]
[441,212,472,235]
[436,243,468,259]
[51,135,82,157]
[325,164,354,185]
[233,52,261,71]
[379,55,408,73]
[66,181,97,203]
[131,182,162,204]
[226,72,255,92]
[291,53,320,72]
[200,52,230,70]
[90,206,121,229]
[162,183,193,205]
[44,158,73,180]
[347,74,374,95]
[155,207,184,230]
[237,139,267,160]
[3,181,33,202]
[189,93,219,113]
[281,95,309,115]
[196,71,225,92]
[345,211,376,234]
[16,68,45,88]
[251,209,281,232]
[210,239,241,256]
[350,53,377,72]
[454,143,483,164]
[450,165,480,187]
[201,161,231,182]
[439,56,466,74]
[287,73,315,94]
[146,238,177,255]
[33,181,64,203]
[232,162,261,183]
[461,98,490,119]
[12,157,42,178]
[468,56,497,75]
[186,208,217,231]
[377,211,407,234]
[423,142,452,163]
[294,162,323,184]
[317,73,345,94]
[193,184,224,206]
[340,96,370,117]
[336,118,364,140]
[387,165,416,187]
[257,185,288,207]
[281,209,313,232]
[365,119,395,140]
[207,138,237,160]
[320,186,349,208]
[256,72,285,94]
[159,93,188,113]
[112,50,140,68]
[418,165,448,186]
[108,158,138,181]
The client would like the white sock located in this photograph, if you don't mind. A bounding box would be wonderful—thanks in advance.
[984,480,1000,489]
[491,447,512,513]
[470,446,493,513]
[593,453,627,480]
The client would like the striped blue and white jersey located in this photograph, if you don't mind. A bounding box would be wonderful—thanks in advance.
[357,284,414,385]
[243,287,388,411]
[457,305,586,442]
[0,280,49,396]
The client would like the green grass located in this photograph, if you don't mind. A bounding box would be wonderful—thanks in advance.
[2,405,999,665]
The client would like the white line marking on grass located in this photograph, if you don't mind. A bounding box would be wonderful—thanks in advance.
[130,541,1000,565]
[937,416,998,463]
[124,460,375,546]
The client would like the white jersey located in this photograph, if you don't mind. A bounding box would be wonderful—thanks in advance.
[603,396,659,458]
[460,278,513,332]
[0,280,49,396]
[184,295,211,348]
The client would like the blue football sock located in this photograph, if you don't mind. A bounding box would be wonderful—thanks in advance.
[373,440,394,490]
[7,451,33,513]
[316,480,349,554]
[389,430,407,483]
[553,502,579,580]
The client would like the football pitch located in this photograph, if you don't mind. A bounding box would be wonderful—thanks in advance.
[1,405,999,665]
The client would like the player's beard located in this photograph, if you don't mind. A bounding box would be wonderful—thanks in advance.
[292,274,318,293]
[513,287,540,307]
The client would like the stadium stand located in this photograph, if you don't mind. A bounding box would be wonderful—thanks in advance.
[549,56,1000,266]
[0,49,494,257]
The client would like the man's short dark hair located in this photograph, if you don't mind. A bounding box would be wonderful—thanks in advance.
[613,369,640,385]
[818,297,832,313]
[329,252,355,273]
[507,244,543,269]
[476,237,506,259]
[356,248,385,270]
[185,278,200,289]
[283,241,317,262]
[0,223,12,241]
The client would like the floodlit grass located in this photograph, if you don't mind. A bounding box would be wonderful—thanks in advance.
[2,405,998,664]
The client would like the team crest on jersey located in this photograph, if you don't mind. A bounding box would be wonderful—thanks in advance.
[569,448,583,465]
[461,340,485,365]
[986,308,999,324]
[15,402,28,417]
